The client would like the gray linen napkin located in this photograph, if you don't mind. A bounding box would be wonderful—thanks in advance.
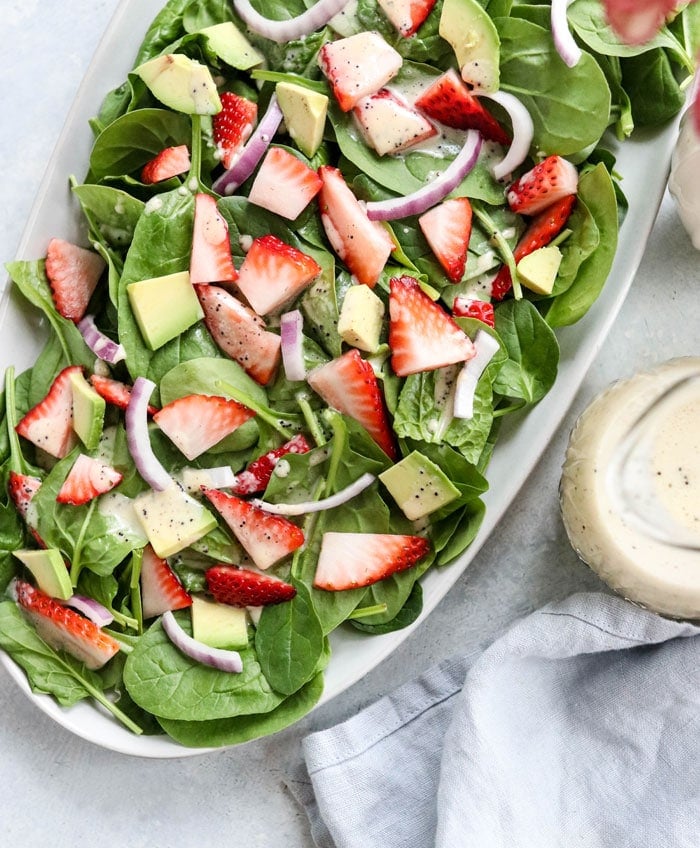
[287,592,700,848]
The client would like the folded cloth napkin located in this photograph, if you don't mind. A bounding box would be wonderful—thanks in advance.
[287,592,700,848]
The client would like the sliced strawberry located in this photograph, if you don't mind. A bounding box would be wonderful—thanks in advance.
[202,488,305,570]
[235,234,321,316]
[318,166,394,286]
[248,147,323,220]
[141,144,191,184]
[213,91,257,170]
[8,471,42,520]
[45,238,106,323]
[307,349,397,460]
[318,31,402,111]
[418,197,472,282]
[506,155,579,216]
[231,434,311,496]
[353,89,437,156]
[190,193,237,286]
[491,194,576,301]
[452,296,495,328]
[13,578,120,669]
[414,69,510,145]
[196,284,281,385]
[56,454,123,506]
[602,0,676,45]
[140,544,192,619]
[205,564,296,607]
[153,394,255,461]
[88,374,159,416]
[377,0,437,36]
[313,531,430,590]
[16,365,82,458]
[389,276,475,376]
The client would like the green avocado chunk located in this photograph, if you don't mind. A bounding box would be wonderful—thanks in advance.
[379,451,461,520]
[439,0,500,92]
[191,596,249,650]
[14,548,73,600]
[70,370,106,452]
[126,270,204,350]
[134,53,222,115]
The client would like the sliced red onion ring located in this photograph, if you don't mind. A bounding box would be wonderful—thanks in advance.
[453,330,500,419]
[551,0,582,68]
[280,309,306,382]
[212,96,283,196]
[126,377,172,491]
[77,315,126,365]
[233,0,351,44]
[64,594,114,627]
[252,472,375,515]
[480,91,534,181]
[162,610,243,673]
[365,131,482,220]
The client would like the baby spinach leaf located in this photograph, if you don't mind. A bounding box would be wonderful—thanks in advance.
[72,183,145,251]
[621,50,685,127]
[432,498,486,565]
[351,582,424,634]
[134,0,191,64]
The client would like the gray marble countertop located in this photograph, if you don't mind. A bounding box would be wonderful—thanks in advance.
[1,4,698,846]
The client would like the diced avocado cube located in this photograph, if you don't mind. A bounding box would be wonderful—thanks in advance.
[337,284,385,352]
[379,451,460,520]
[70,371,106,452]
[127,270,204,350]
[191,595,249,649]
[134,53,222,115]
[517,245,563,295]
[276,82,329,158]
[14,548,73,600]
[200,22,263,70]
[439,0,500,92]
[134,483,217,558]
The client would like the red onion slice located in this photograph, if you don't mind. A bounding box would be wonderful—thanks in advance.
[64,594,114,627]
[480,91,534,181]
[77,315,126,365]
[280,309,306,382]
[126,377,172,491]
[365,131,482,221]
[453,330,500,419]
[162,610,243,673]
[252,472,375,515]
[212,96,283,196]
[233,0,352,44]
[551,0,582,68]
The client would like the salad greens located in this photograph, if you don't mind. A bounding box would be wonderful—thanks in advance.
[0,0,696,748]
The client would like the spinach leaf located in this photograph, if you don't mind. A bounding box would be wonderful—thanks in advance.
[492,300,559,403]
[351,581,423,634]
[72,183,145,251]
[134,0,191,64]
[620,50,685,127]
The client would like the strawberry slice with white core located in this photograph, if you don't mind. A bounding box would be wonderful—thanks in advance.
[452,296,495,328]
[153,393,255,460]
[88,374,159,416]
[353,89,437,156]
[213,91,258,169]
[318,31,402,112]
[418,197,472,282]
[203,488,305,570]
[248,147,323,220]
[231,433,311,496]
[506,155,579,216]
[140,544,192,619]
[141,144,191,184]
[206,564,297,607]
[16,365,82,458]
[190,193,237,285]
[307,349,397,460]
[8,471,42,520]
[318,166,394,286]
[314,531,430,590]
[56,454,123,506]
[414,69,510,145]
[377,0,437,36]
[196,284,281,385]
[236,234,321,316]
[13,578,120,669]
[389,276,475,376]
[45,238,106,323]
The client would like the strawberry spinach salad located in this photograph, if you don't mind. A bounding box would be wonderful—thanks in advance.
[0,0,695,748]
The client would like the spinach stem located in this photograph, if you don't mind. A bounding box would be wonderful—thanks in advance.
[295,392,326,446]
[472,201,522,300]
[214,380,294,439]
[189,114,202,185]
[4,367,30,476]
[347,603,388,621]
[322,410,347,495]
[69,501,97,586]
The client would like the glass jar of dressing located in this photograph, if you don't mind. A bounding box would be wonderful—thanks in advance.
[560,357,700,619]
